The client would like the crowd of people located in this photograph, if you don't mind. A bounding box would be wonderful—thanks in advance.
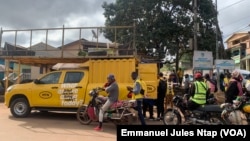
[93,69,247,131]
[135,68,247,122]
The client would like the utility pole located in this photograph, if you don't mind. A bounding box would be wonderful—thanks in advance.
[133,20,137,56]
[193,0,197,51]
[215,0,219,60]
[192,0,198,74]
[215,0,220,92]
[0,27,2,49]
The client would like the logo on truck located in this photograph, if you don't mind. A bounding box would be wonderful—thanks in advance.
[39,91,52,99]
[147,85,156,93]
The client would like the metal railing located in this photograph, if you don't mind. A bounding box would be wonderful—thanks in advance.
[0,26,136,58]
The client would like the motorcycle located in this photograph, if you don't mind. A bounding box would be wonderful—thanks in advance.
[76,87,137,125]
[163,93,227,125]
[220,92,250,125]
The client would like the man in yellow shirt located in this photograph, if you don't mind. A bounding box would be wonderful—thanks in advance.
[177,68,184,86]
[224,73,231,91]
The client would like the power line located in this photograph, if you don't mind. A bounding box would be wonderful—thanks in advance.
[218,0,250,28]
[217,0,250,39]
[223,24,250,39]
[218,0,247,12]
[220,14,250,29]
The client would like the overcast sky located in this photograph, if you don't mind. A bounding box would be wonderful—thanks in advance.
[216,0,250,41]
[1,0,250,47]
[0,0,116,47]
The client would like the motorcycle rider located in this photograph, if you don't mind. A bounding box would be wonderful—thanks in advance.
[187,72,209,110]
[94,74,119,131]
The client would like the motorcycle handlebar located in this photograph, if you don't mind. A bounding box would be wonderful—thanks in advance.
[96,87,105,91]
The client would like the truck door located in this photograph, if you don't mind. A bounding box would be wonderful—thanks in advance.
[58,71,86,107]
[31,71,62,107]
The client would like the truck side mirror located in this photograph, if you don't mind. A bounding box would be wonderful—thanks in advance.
[34,79,40,84]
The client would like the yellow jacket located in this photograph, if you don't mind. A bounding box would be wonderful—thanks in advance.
[224,77,230,91]
[166,81,174,96]
[132,78,146,100]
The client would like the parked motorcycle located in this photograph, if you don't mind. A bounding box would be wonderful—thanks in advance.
[76,87,137,125]
[220,92,250,125]
[163,94,227,125]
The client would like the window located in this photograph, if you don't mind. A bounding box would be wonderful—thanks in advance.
[40,66,43,74]
[64,72,84,83]
[232,50,239,56]
[241,50,246,56]
[22,68,31,73]
[241,43,246,57]
[22,68,31,79]
[39,72,61,84]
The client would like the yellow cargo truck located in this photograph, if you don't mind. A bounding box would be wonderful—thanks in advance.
[4,57,158,118]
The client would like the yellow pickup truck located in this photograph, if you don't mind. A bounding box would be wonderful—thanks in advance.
[4,57,158,118]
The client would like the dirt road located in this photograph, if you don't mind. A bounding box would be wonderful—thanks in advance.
[0,102,163,141]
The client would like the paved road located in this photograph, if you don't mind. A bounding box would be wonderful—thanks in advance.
[0,102,163,141]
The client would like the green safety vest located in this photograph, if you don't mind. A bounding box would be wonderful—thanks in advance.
[191,81,207,105]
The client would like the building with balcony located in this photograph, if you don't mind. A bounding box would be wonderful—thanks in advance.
[225,32,250,70]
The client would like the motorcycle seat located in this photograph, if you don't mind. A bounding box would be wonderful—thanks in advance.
[110,101,124,109]
[96,97,124,109]
[195,104,222,112]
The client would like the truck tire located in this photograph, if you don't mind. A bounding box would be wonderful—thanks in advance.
[10,98,31,118]
[76,106,92,125]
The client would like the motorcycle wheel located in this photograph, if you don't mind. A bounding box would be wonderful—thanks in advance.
[247,113,250,123]
[76,106,92,125]
[208,115,228,125]
[163,109,182,125]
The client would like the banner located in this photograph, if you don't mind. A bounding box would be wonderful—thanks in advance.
[215,59,235,70]
[117,125,250,141]
[193,51,213,70]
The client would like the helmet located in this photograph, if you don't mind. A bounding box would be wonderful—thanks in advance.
[107,74,115,80]
[194,72,202,79]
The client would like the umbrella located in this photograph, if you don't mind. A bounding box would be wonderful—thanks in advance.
[0,64,13,72]
[52,63,81,70]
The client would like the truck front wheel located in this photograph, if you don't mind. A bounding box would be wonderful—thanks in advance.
[10,98,31,118]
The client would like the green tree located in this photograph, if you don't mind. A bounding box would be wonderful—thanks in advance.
[102,0,225,70]
[196,0,226,59]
